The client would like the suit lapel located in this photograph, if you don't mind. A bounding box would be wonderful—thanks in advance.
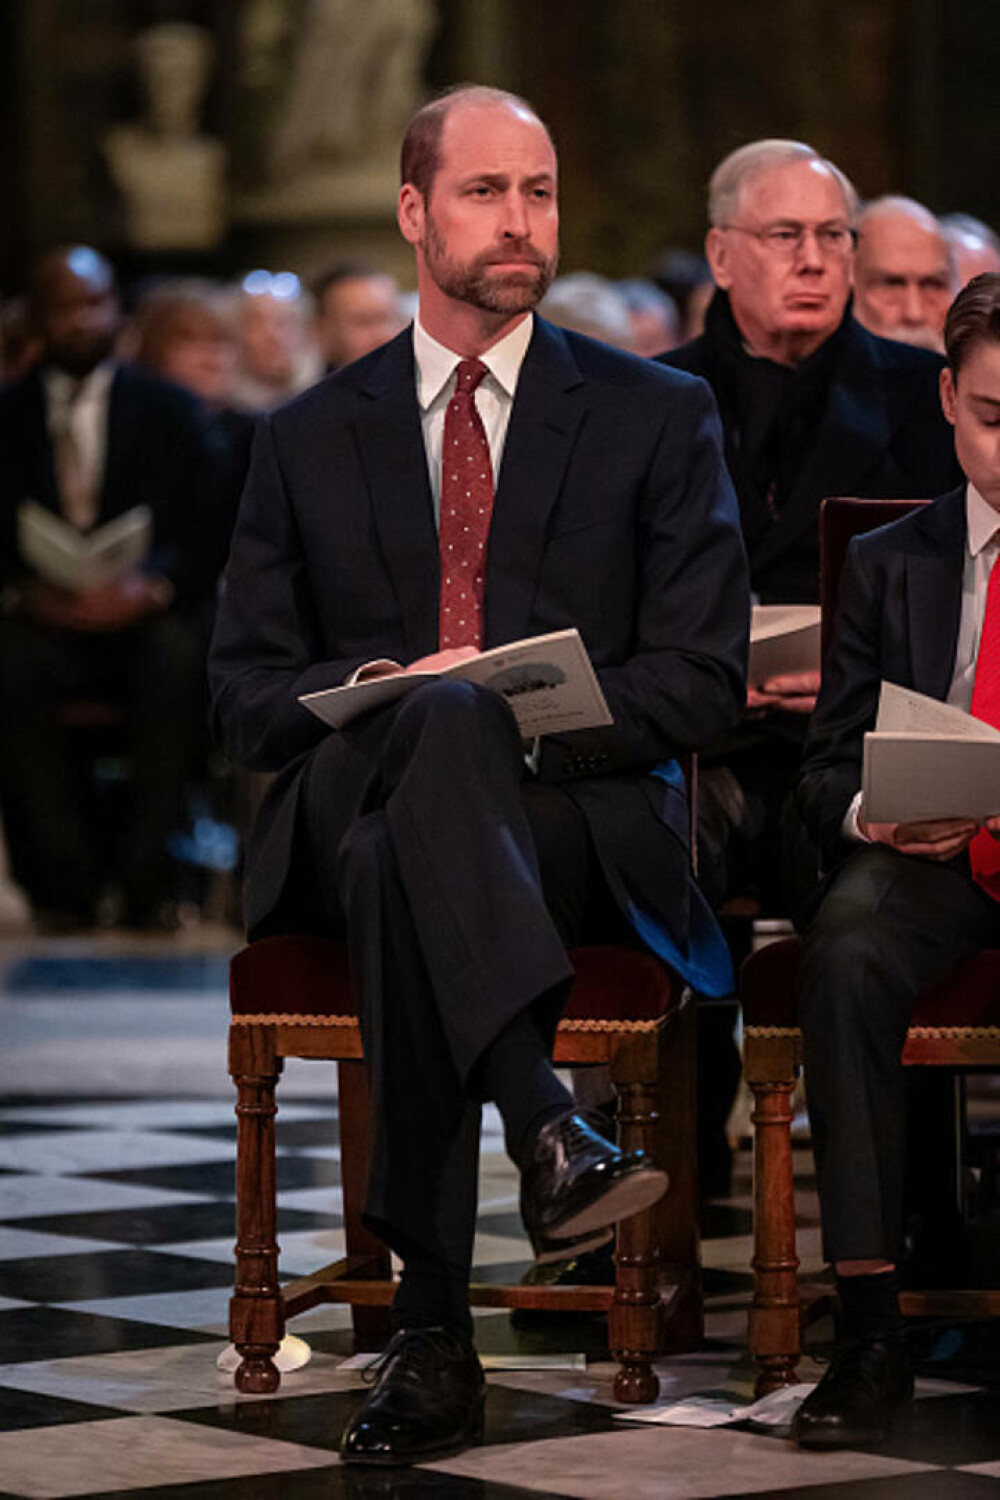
[484,318,586,645]
[100,367,133,522]
[905,487,966,699]
[351,331,441,659]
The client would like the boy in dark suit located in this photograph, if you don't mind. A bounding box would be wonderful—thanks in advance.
[792,272,1000,1447]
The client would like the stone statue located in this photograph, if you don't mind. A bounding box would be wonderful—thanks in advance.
[104,22,226,252]
[268,0,436,176]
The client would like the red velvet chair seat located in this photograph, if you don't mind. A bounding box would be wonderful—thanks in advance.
[229,934,679,1031]
[741,934,1000,1037]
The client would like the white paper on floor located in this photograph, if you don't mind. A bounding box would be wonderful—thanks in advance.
[217,1335,312,1375]
[615,1383,815,1429]
[338,1351,587,1373]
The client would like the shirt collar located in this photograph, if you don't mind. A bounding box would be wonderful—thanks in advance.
[966,482,1000,558]
[43,359,116,409]
[412,313,533,410]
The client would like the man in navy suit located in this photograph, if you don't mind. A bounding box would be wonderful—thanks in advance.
[210,85,749,1466]
[791,273,1000,1447]
[0,247,227,928]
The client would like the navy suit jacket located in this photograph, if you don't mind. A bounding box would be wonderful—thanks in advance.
[662,306,961,603]
[0,363,228,610]
[210,318,750,980]
[797,486,967,866]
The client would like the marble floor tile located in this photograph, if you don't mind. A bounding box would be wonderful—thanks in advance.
[0,1131,234,1177]
[2,1248,235,1305]
[0,1306,218,1364]
[0,1343,362,1414]
[0,1385,123,1431]
[9,1199,334,1250]
[0,1413,338,1498]
[0,1229,128,1261]
[59,1287,234,1334]
[274,1185,345,1216]
[156,1227,346,1276]
[0,1176,209,1222]
[427,1426,937,1499]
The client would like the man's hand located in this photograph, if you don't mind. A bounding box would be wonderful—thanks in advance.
[23,572,172,633]
[859,811,980,861]
[405,647,480,674]
[747,669,820,715]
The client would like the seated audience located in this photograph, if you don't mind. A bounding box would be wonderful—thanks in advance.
[660,139,960,1192]
[538,272,634,347]
[650,246,715,342]
[853,195,956,351]
[232,270,321,411]
[311,263,405,372]
[617,278,681,355]
[942,211,1000,287]
[661,141,960,916]
[130,278,254,530]
[0,246,228,929]
[791,273,1000,1448]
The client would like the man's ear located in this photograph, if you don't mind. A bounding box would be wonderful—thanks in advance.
[705,227,731,290]
[397,184,425,247]
[940,364,957,426]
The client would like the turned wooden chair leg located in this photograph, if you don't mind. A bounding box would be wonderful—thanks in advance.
[652,999,703,1351]
[338,1058,393,1350]
[609,1032,662,1403]
[748,1072,801,1396]
[230,1024,284,1393]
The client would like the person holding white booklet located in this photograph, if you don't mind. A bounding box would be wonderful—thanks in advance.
[210,86,748,1466]
[790,273,1000,1449]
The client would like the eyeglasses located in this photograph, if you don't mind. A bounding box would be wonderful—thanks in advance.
[721,222,857,260]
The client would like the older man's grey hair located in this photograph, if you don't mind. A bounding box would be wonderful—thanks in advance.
[708,139,858,228]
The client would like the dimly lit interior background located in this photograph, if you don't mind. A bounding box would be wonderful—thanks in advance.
[1,0,997,295]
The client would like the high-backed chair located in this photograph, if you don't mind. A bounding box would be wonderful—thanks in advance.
[742,496,1000,1397]
[228,770,704,1405]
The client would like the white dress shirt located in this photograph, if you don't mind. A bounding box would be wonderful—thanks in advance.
[345,314,535,686]
[846,482,1000,838]
[42,360,116,524]
[412,313,533,523]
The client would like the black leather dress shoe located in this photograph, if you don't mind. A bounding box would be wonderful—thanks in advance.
[791,1336,914,1449]
[340,1327,485,1466]
[520,1111,668,1249]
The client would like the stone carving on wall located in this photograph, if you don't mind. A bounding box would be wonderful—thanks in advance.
[235,0,436,225]
[104,22,227,252]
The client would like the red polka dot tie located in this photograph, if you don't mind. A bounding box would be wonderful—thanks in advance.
[969,554,1000,897]
[439,358,494,649]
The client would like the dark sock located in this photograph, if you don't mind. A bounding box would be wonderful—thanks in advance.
[478,1007,573,1170]
[836,1269,902,1342]
[392,1256,473,1340]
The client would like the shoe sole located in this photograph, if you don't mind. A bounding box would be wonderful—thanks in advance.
[532,1226,614,1267]
[544,1166,669,1241]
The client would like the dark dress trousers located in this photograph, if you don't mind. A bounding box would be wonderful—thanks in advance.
[209,317,750,1266]
[0,363,229,917]
[795,488,1000,1262]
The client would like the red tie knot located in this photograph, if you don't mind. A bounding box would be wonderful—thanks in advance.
[455,358,488,397]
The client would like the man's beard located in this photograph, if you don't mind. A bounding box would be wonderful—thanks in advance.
[423,213,557,315]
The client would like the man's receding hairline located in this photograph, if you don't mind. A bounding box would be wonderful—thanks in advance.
[736,158,851,216]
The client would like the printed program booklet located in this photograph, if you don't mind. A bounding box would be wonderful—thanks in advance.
[749,604,821,683]
[862,680,1000,822]
[299,627,613,738]
[18,501,152,592]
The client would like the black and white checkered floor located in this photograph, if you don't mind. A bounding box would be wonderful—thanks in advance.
[2,925,1000,1498]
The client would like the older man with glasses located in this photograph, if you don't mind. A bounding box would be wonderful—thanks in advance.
[659,140,961,1198]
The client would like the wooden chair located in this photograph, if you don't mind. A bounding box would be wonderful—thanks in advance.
[229,896,703,1404]
[743,496,1000,1396]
